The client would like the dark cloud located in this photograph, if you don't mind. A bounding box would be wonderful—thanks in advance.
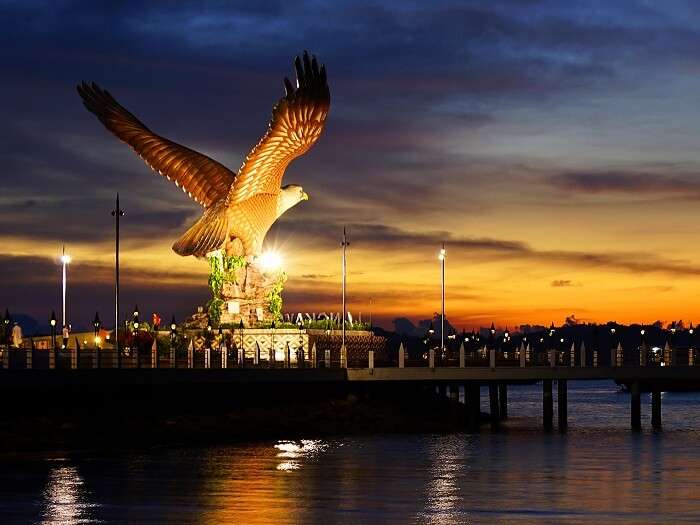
[551,279,575,287]
[548,171,700,197]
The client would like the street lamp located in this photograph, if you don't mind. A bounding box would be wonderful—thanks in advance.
[50,310,57,349]
[438,243,446,354]
[170,316,177,341]
[93,312,101,347]
[132,305,139,332]
[297,318,304,366]
[60,245,71,328]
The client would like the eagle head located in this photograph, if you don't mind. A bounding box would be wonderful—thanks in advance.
[277,184,309,218]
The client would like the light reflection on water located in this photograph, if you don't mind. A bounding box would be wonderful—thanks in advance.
[39,461,100,524]
[0,382,699,524]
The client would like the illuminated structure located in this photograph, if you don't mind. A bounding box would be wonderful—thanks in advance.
[78,52,331,324]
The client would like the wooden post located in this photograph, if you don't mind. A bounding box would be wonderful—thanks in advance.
[498,383,508,420]
[459,342,465,368]
[663,342,671,367]
[580,341,586,367]
[489,383,500,428]
[429,348,435,369]
[570,343,575,367]
[151,339,158,369]
[466,383,480,431]
[221,343,228,369]
[368,350,374,370]
[558,380,567,432]
[489,348,496,369]
[630,381,641,431]
[543,379,553,430]
[324,348,331,368]
[398,342,405,368]
[340,345,347,369]
[651,389,662,430]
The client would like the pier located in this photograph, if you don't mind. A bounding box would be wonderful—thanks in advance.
[1,343,698,432]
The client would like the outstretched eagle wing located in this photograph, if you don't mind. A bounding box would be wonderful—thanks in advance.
[228,51,330,205]
[77,82,236,208]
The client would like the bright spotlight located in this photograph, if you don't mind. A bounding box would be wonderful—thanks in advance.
[259,251,283,272]
[60,254,72,264]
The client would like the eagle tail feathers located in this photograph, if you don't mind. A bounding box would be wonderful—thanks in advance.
[172,205,228,258]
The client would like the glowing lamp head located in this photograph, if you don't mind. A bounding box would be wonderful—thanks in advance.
[94,336,102,345]
[60,253,71,265]
[438,247,446,261]
[641,329,646,335]
[259,250,283,273]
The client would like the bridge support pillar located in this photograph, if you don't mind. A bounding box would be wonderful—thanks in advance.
[630,381,641,431]
[558,379,567,432]
[498,384,508,420]
[449,384,459,402]
[466,383,480,431]
[543,379,553,430]
[489,383,500,428]
[651,389,662,430]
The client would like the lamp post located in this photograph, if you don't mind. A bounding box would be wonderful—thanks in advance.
[111,194,124,367]
[297,318,304,366]
[132,305,139,334]
[170,316,177,342]
[341,227,349,350]
[50,310,57,349]
[438,243,446,355]
[93,312,101,347]
[60,245,71,328]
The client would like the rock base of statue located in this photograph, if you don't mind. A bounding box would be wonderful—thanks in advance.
[186,261,283,328]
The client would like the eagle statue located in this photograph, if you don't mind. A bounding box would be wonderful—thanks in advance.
[77,51,330,260]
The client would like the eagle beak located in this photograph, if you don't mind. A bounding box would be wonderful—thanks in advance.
[302,191,309,201]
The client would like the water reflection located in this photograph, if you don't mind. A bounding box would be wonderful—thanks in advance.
[418,436,467,524]
[274,439,328,471]
[40,460,98,524]
[0,382,699,524]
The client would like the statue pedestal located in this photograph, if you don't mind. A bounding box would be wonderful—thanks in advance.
[187,261,283,328]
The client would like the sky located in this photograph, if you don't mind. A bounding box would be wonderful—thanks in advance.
[3,0,700,331]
